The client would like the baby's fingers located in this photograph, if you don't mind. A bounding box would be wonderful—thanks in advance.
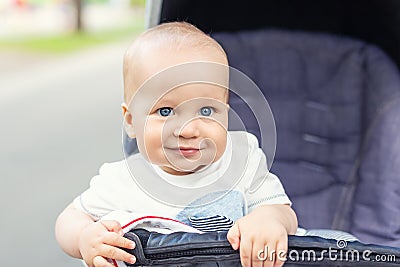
[103,231,136,250]
[101,232,136,264]
[100,220,124,235]
[93,256,115,267]
[99,244,136,264]
[274,237,288,267]
[239,237,252,267]
[227,222,240,250]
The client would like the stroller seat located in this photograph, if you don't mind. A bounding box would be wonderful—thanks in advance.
[212,29,400,246]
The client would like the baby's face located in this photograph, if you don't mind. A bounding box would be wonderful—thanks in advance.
[125,46,229,175]
[135,84,228,175]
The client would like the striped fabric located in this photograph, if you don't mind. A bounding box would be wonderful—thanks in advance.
[302,229,359,242]
[189,215,234,232]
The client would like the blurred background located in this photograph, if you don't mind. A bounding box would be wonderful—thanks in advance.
[0,0,144,266]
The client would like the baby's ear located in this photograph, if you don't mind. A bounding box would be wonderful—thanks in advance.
[122,103,135,138]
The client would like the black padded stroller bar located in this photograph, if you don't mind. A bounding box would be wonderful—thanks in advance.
[123,229,400,266]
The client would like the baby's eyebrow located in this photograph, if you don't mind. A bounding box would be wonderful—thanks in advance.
[154,98,175,107]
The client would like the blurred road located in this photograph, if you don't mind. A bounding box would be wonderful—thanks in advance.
[0,40,132,266]
[0,1,139,37]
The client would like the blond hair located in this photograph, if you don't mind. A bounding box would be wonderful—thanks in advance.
[123,22,227,103]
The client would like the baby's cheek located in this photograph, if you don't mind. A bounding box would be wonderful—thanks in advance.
[144,118,178,163]
[215,127,228,158]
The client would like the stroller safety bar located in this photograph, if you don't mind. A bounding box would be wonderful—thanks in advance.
[123,229,400,266]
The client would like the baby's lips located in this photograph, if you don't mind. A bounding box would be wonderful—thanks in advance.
[178,147,201,157]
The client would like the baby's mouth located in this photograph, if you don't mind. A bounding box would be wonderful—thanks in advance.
[177,147,201,157]
[165,146,202,157]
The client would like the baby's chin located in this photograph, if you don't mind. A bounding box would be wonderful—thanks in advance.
[159,165,201,176]
[161,156,224,174]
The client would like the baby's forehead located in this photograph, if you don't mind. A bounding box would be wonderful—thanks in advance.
[151,82,227,101]
[139,48,227,79]
[131,60,228,99]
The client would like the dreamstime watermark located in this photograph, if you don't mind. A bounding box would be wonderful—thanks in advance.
[257,240,397,263]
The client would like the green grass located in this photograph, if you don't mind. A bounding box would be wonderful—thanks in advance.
[0,23,144,53]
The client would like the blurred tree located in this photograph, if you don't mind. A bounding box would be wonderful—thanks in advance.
[72,0,83,32]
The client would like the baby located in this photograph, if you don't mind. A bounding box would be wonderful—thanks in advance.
[55,22,297,267]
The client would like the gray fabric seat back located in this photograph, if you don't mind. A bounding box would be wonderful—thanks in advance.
[213,29,400,246]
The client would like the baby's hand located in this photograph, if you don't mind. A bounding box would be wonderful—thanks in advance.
[78,220,136,267]
[227,205,292,267]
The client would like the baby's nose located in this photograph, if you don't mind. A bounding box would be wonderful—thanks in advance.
[173,119,201,138]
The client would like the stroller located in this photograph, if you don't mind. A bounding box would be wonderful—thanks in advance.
[122,0,400,265]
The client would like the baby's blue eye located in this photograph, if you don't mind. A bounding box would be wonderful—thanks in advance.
[200,107,213,116]
[157,107,174,117]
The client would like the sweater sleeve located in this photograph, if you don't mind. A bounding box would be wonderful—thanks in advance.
[73,161,132,220]
[242,132,292,212]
